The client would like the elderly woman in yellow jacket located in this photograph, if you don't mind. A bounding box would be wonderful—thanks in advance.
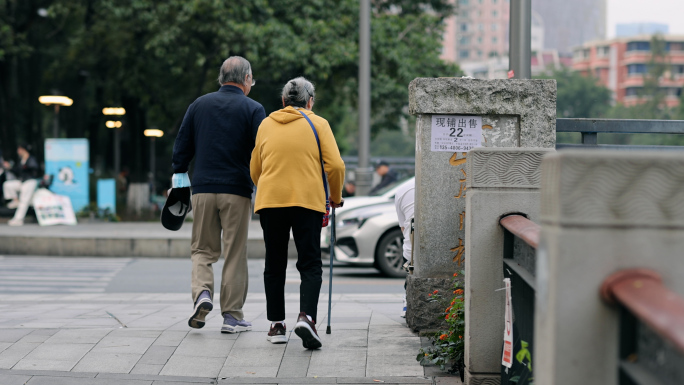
[250,77,345,349]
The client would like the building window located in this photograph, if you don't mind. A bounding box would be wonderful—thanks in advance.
[669,42,684,51]
[477,50,482,57]
[626,41,650,51]
[627,64,648,75]
[492,10,498,17]
[460,23,468,32]
[460,50,470,59]
[492,0,497,3]
[460,36,471,46]
[625,87,642,97]
[492,37,498,44]
[461,10,469,18]
[596,46,609,57]
[459,0,469,5]
[594,68,602,78]
[479,23,484,31]
[673,65,684,75]
[477,36,483,43]
[491,23,498,31]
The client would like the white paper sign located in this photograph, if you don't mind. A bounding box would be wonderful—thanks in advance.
[430,115,482,152]
[32,189,78,226]
[502,277,514,368]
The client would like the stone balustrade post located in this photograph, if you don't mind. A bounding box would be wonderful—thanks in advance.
[406,78,556,331]
[463,147,552,384]
[535,151,684,384]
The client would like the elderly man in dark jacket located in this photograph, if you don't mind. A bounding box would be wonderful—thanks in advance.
[172,56,266,333]
[3,143,40,226]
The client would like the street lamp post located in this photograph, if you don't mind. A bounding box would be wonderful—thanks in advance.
[356,0,373,196]
[38,95,73,138]
[143,129,163,194]
[103,108,126,178]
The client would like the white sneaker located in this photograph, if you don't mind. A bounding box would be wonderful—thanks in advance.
[8,219,23,226]
[401,295,407,318]
[6,200,19,209]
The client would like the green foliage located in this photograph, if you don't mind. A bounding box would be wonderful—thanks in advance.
[0,0,460,181]
[535,67,611,119]
[416,270,465,373]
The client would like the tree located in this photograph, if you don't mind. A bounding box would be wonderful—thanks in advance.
[535,67,611,118]
[3,0,459,186]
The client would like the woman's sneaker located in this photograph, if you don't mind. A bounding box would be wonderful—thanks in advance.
[267,323,288,344]
[293,312,322,349]
[188,291,212,329]
[221,313,252,333]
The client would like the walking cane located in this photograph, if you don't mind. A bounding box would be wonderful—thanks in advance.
[326,207,336,334]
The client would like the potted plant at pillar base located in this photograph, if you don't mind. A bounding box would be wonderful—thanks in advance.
[417,270,466,381]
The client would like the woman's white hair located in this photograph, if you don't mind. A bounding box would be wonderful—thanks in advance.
[282,77,315,108]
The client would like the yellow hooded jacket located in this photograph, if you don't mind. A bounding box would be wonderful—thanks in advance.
[250,106,345,214]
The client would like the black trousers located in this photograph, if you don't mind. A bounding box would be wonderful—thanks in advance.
[260,207,323,322]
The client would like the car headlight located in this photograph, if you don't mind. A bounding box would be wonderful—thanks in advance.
[337,213,381,229]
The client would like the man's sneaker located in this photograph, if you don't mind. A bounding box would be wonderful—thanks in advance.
[293,312,322,349]
[221,313,252,333]
[267,323,288,344]
[401,295,407,318]
[188,290,212,329]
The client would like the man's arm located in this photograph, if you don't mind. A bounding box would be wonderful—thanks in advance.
[172,104,196,173]
[251,105,266,142]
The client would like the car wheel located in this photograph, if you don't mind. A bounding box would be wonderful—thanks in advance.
[375,228,407,278]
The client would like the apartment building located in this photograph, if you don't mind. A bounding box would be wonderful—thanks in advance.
[573,35,684,107]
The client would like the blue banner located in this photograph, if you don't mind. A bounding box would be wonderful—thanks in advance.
[45,139,90,212]
[97,179,116,214]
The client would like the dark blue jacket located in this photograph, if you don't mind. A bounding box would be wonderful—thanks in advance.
[172,85,266,198]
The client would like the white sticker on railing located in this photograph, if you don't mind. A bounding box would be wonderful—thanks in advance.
[502,277,513,368]
[430,115,483,152]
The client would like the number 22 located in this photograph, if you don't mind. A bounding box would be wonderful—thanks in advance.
[449,128,464,137]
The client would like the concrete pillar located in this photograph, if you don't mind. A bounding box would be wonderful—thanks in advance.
[464,147,552,384]
[406,78,555,331]
[535,151,684,384]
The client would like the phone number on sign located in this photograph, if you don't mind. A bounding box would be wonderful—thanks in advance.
[433,144,478,151]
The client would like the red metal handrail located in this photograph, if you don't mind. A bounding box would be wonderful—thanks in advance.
[601,268,684,355]
[499,215,540,249]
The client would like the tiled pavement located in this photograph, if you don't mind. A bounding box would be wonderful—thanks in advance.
[0,293,461,384]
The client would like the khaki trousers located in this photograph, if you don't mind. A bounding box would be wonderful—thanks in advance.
[191,193,251,319]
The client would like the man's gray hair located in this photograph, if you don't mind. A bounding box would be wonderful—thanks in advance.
[282,77,315,108]
[217,56,252,85]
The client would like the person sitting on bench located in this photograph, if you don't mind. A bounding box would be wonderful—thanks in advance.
[3,143,40,226]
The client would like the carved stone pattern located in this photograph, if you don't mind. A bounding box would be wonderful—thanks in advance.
[467,148,551,189]
[541,151,684,227]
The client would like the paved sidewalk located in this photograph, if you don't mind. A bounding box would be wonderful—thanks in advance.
[0,292,459,384]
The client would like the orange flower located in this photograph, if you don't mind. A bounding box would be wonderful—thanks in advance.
[451,300,456,305]
[428,293,432,297]
[455,289,464,295]
[445,314,450,320]
[459,335,463,339]
[445,306,452,312]
[453,272,458,277]
[439,334,448,340]
[433,290,439,294]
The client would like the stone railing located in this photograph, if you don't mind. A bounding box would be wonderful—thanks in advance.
[463,148,684,385]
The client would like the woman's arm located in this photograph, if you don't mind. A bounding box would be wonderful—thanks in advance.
[319,121,345,205]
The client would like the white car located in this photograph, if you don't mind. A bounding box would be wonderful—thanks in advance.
[335,176,414,215]
[321,177,414,278]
